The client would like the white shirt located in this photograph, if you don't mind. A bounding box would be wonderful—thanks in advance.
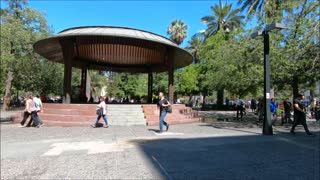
[97,101,107,115]
[33,97,42,111]
[237,99,245,106]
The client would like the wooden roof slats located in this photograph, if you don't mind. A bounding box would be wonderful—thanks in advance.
[34,26,193,73]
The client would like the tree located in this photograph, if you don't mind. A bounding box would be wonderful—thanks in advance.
[185,33,205,64]
[200,0,245,109]
[89,71,108,98]
[238,0,289,21]
[167,20,188,45]
[201,0,245,37]
[270,0,320,97]
[199,30,264,108]
[175,65,199,99]
[106,72,147,101]
[1,0,63,110]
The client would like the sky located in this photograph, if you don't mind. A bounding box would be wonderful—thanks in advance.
[1,0,253,47]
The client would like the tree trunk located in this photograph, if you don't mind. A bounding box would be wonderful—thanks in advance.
[217,89,224,110]
[188,94,193,107]
[292,75,299,100]
[201,94,207,111]
[3,71,14,111]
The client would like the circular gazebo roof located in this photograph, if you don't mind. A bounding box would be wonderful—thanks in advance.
[34,26,193,73]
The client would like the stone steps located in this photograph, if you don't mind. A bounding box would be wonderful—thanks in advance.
[37,104,146,126]
[107,105,145,126]
[13,103,200,127]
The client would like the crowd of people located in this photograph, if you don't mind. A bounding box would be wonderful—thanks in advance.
[18,91,317,136]
[235,94,317,136]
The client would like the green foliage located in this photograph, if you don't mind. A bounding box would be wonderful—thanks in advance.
[238,0,290,21]
[185,33,205,63]
[1,0,318,103]
[89,71,108,97]
[153,72,168,94]
[106,73,147,99]
[1,0,63,96]
[176,65,199,96]
[264,0,320,94]
[199,31,264,98]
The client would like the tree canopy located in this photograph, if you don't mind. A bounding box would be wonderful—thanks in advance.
[1,0,319,108]
[1,0,64,104]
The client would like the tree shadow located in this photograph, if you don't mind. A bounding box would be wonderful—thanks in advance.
[128,131,320,179]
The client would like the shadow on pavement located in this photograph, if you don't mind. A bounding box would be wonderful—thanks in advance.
[148,129,162,133]
[129,131,320,180]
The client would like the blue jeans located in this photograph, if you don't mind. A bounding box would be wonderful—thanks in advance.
[95,114,108,126]
[159,111,168,132]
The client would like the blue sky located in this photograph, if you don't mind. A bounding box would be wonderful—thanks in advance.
[1,0,252,47]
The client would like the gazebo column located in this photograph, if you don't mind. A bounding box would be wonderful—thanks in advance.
[168,60,174,104]
[147,71,153,103]
[60,39,74,104]
[80,66,88,102]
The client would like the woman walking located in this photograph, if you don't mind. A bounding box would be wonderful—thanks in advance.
[91,97,109,128]
[158,92,170,133]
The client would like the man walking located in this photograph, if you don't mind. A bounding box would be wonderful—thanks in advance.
[158,92,170,133]
[236,97,245,120]
[290,94,314,136]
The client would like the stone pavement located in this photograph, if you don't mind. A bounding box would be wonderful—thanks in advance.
[1,121,320,180]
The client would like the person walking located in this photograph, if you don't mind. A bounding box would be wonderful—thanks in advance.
[270,98,278,124]
[20,93,41,128]
[315,101,320,121]
[250,99,257,113]
[236,97,245,120]
[26,95,44,127]
[283,98,292,125]
[290,94,314,136]
[158,92,170,133]
[92,97,109,128]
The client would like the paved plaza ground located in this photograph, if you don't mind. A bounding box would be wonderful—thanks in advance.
[1,114,319,180]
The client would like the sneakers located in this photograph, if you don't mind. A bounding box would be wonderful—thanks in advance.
[104,125,109,128]
[307,132,315,136]
[166,124,170,131]
[91,124,96,128]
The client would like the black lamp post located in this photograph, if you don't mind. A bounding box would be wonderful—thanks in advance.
[251,23,286,135]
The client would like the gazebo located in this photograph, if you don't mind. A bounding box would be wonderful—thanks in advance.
[34,26,193,103]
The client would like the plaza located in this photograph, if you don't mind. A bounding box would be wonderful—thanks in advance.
[1,116,319,179]
[1,0,320,179]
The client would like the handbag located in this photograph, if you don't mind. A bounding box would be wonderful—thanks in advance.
[166,106,172,113]
[96,108,103,116]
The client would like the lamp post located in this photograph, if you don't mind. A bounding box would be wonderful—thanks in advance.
[251,23,286,135]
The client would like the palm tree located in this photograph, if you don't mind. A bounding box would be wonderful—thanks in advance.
[201,0,245,109]
[185,33,205,64]
[167,20,188,45]
[201,0,245,37]
[238,0,287,19]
